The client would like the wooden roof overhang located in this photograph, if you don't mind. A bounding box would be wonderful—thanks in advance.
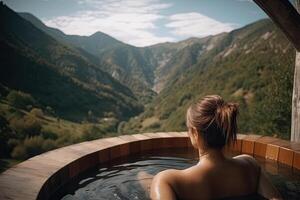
[254,0,300,51]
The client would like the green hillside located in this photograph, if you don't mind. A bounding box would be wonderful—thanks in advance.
[98,46,157,103]
[0,4,142,121]
[19,13,156,103]
[121,19,295,139]
[0,3,142,169]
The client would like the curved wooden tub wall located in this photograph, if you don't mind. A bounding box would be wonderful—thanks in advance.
[1,132,300,200]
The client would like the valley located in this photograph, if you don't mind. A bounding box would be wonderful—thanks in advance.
[0,3,295,171]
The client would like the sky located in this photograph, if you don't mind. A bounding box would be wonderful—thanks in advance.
[3,0,269,47]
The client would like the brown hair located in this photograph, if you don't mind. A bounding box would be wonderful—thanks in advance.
[186,95,238,148]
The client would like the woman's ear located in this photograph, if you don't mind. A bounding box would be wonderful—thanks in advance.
[189,127,200,149]
[191,127,199,141]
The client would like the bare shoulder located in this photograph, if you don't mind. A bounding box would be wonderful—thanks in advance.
[152,169,180,185]
[151,166,211,199]
[137,169,182,200]
[151,169,180,200]
[233,154,261,175]
[234,154,259,165]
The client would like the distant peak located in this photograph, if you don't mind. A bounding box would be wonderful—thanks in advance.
[90,31,107,37]
[89,31,125,45]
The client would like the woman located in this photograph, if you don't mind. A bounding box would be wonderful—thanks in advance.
[149,95,281,200]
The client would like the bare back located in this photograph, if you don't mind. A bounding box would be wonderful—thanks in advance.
[151,154,260,200]
[150,96,281,200]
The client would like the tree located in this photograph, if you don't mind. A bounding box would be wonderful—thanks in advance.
[6,90,35,109]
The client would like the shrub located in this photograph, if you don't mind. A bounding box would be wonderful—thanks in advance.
[6,90,35,109]
[11,136,56,160]
[142,122,161,132]
[42,139,56,151]
[54,132,74,146]
[11,145,27,160]
[30,108,44,118]
[23,136,44,157]
[41,129,58,140]
[148,122,161,129]
[9,115,42,137]
[81,125,104,141]
[104,112,116,118]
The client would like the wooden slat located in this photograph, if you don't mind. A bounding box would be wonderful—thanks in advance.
[254,0,300,51]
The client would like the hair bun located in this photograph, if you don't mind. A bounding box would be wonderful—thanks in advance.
[186,95,239,148]
[215,101,239,143]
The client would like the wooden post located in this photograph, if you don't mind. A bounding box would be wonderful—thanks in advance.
[291,0,300,142]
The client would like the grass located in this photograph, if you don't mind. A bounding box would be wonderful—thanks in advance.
[142,116,159,128]
[0,100,120,172]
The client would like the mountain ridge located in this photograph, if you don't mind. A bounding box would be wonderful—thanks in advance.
[0,4,142,121]
[18,11,239,95]
[121,18,295,139]
[19,12,158,103]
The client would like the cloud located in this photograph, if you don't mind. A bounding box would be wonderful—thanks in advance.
[43,1,239,46]
[166,12,237,38]
[43,0,175,47]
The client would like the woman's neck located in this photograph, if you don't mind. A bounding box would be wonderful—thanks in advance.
[198,147,225,164]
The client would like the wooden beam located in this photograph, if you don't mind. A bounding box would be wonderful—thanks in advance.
[292,52,300,142]
[253,0,300,51]
[291,0,300,142]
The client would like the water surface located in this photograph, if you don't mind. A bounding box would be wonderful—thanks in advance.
[55,148,300,200]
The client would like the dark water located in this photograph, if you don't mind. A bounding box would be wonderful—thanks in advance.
[55,148,300,200]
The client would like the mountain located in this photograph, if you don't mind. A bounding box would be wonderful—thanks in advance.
[97,46,157,102]
[19,12,156,103]
[0,4,142,121]
[121,19,295,139]
[146,34,227,92]
[19,13,233,102]
[19,13,125,54]
[3,4,295,139]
